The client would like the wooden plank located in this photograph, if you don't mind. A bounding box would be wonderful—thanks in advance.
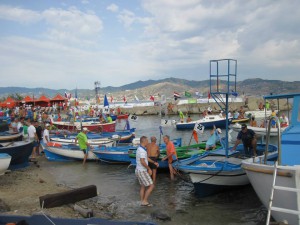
[39,185,97,208]
[242,165,293,177]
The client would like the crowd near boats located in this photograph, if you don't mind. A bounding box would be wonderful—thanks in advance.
[1,61,299,225]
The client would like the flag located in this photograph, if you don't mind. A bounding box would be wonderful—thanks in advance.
[104,94,109,107]
[231,90,238,97]
[174,92,180,100]
[123,96,127,102]
[134,95,139,102]
[150,95,155,101]
[159,125,163,135]
[185,91,192,98]
[208,91,211,99]
[194,122,205,134]
[110,96,113,103]
[64,92,71,99]
[192,130,198,143]
[129,114,138,122]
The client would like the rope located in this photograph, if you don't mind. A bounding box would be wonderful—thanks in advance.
[40,201,56,225]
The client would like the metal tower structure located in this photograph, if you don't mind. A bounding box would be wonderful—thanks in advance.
[209,59,237,157]
[94,81,100,104]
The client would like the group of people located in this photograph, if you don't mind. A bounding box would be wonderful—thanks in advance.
[135,135,177,206]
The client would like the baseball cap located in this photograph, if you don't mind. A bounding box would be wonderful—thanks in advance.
[241,124,247,129]
[216,128,222,134]
[83,127,89,131]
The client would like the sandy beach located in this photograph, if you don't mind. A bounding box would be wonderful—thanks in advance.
[0,157,120,220]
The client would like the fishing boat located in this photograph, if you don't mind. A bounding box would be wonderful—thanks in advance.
[128,140,201,169]
[0,141,33,169]
[0,131,23,143]
[174,143,278,197]
[245,109,277,118]
[242,93,300,225]
[41,142,98,161]
[49,136,115,147]
[93,145,137,163]
[175,115,232,130]
[0,214,156,225]
[0,153,11,175]
[50,128,135,144]
[97,138,182,164]
[52,121,116,132]
[231,123,287,136]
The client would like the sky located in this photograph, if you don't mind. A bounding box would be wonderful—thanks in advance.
[0,0,299,89]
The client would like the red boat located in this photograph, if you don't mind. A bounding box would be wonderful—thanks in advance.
[117,114,129,119]
[52,121,116,132]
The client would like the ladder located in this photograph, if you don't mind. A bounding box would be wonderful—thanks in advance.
[266,161,300,225]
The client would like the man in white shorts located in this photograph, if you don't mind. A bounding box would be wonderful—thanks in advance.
[135,136,159,207]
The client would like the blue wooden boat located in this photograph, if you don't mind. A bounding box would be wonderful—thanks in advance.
[0,141,33,169]
[173,143,278,197]
[175,115,232,130]
[94,138,182,164]
[93,145,137,163]
[0,214,156,225]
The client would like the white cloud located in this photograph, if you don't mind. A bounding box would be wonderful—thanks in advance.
[0,5,41,23]
[106,4,119,13]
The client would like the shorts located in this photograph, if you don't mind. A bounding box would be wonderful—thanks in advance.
[135,170,153,187]
[148,157,158,169]
[168,154,178,164]
[81,149,88,155]
[33,141,39,147]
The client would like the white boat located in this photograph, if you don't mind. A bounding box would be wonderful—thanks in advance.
[242,93,300,225]
[0,153,11,175]
[231,123,286,136]
[49,137,115,147]
[41,142,98,161]
[175,115,232,130]
[245,109,277,118]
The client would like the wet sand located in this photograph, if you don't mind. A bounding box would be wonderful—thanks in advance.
[0,157,121,220]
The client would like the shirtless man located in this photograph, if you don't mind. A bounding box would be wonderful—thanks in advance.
[146,136,160,183]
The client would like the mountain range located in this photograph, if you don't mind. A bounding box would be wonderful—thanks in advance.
[0,78,299,101]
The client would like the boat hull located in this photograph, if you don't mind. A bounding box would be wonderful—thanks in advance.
[242,156,299,225]
[0,132,23,143]
[0,153,11,175]
[231,123,286,136]
[0,141,33,169]
[52,121,116,132]
[176,117,232,130]
[41,142,98,162]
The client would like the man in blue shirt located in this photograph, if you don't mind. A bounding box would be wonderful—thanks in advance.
[205,126,222,150]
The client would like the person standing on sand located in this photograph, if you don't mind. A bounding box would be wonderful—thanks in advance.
[146,136,160,183]
[136,136,158,207]
[27,119,39,159]
[75,127,93,165]
[161,135,178,180]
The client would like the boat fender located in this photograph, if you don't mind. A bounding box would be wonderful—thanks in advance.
[112,134,120,139]
[132,138,140,146]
